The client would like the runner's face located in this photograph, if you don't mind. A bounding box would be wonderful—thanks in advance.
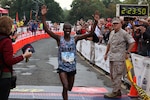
[63,24,71,35]
[113,22,121,32]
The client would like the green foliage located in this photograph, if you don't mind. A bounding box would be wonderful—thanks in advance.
[105,3,116,18]
[122,0,138,4]
[1,0,150,24]
[45,0,64,23]
[102,0,112,8]
[68,0,112,24]
[63,10,70,22]
[0,0,64,23]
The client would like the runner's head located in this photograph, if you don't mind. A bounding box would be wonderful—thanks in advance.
[63,23,72,36]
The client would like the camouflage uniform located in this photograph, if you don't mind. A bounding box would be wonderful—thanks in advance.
[108,28,135,93]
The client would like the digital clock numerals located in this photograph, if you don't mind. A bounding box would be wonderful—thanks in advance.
[120,6,147,16]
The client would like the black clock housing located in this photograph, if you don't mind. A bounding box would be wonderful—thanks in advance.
[116,4,149,17]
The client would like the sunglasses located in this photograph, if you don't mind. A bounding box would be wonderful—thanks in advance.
[113,23,119,24]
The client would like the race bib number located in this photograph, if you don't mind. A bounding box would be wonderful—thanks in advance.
[61,52,75,63]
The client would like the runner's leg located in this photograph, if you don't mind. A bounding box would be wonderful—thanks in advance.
[59,72,69,100]
[68,74,75,91]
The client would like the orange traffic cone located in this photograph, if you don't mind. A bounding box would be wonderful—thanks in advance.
[128,76,138,97]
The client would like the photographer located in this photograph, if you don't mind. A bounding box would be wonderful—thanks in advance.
[134,24,150,57]
[0,16,32,100]
[121,17,135,30]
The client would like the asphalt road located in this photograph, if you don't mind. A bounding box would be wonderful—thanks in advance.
[12,37,139,100]
[14,38,111,87]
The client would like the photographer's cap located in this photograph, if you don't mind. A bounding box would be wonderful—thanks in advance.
[112,17,121,24]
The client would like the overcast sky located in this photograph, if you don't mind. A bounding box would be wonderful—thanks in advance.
[54,0,73,10]
[54,0,125,10]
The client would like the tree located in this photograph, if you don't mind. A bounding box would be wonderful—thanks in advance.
[0,0,64,23]
[122,0,138,4]
[68,0,106,24]
[105,3,116,18]
[63,9,70,22]
[44,0,64,23]
[102,0,112,8]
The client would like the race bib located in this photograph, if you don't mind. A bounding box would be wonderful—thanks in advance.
[61,52,75,63]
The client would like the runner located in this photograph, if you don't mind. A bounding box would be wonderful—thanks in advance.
[41,5,99,100]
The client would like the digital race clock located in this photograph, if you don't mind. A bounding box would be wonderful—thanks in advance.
[116,4,149,17]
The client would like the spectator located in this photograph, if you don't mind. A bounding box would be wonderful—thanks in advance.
[128,26,139,54]
[31,20,38,36]
[135,24,150,57]
[146,17,150,26]
[74,21,82,35]
[103,22,112,44]
[80,22,88,34]
[0,16,32,100]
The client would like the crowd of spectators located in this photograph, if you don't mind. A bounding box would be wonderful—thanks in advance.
[74,16,150,57]
[9,15,150,58]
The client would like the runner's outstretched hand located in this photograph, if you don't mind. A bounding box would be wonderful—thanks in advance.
[93,10,100,22]
[41,5,48,15]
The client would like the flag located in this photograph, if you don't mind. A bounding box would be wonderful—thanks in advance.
[16,12,19,22]
[30,10,32,20]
